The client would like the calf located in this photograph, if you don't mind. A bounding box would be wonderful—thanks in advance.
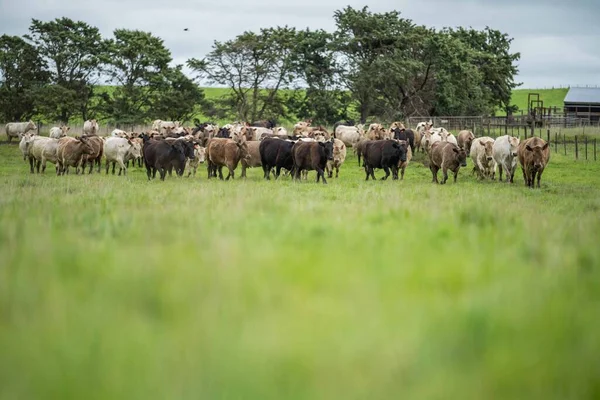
[206,137,250,180]
[326,138,346,178]
[291,140,334,184]
[363,140,407,181]
[429,142,467,184]
[492,135,520,183]
[396,140,412,180]
[185,146,206,177]
[57,136,95,175]
[470,137,496,180]
[518,137,550,188]
[104,137,142,176]
[354,137,370,166]
[259,138,295,180]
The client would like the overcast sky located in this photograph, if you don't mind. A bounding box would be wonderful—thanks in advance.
[1,0,599,88]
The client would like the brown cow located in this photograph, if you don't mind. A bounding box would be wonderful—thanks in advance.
[241,141,261,178]
[57,136,95,175]
[458,130,475,152]
[291,140,334,184]
[396,140,412,180]
[429,142,468,184]
[80,135,104,174]
[206,137,250,180]
[326,138,346,178]
[518,137,550,188]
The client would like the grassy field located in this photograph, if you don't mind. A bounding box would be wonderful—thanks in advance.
[1,138,599,399]
[504,88,568,115]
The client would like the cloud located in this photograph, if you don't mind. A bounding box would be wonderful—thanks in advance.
[1,0,598,88]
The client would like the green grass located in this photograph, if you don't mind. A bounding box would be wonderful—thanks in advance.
[507,88,569,114]
[1,138,600,399]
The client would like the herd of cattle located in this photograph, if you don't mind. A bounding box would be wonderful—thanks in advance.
[5,118,550,187]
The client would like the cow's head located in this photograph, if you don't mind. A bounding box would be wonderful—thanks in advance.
[480,140,494,161]
[509,136,520,157]
[195,146,206,164]
[321,139,334,161]
[393,141,408,163]
[526,142,549,169]
[79,136,95,155]
[453,145,468,167]
[127,140,143,159]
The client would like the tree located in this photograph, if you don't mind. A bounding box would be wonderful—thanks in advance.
[25,18,105,122]
[188,27,298,122]
[152,66,207,122]
[0,35,49,121]
[103,29,173,123]
[287,29,352,124]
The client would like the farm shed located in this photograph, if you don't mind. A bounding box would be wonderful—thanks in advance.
[564,87,600,122]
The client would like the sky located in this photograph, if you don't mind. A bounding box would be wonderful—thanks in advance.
[1,0,599,88]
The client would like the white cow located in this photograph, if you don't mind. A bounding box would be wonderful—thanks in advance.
[326,138,346,178]
[334,125,362,148]
[185,146,206,177]
[83,119,98,136]
[103,137,142,176]
[492,135,520,183]
[152,120,180,133]
[49,126,70,139]
[470,137,496,180]
[29,136,60,174]
[19,133,36,161]
[5,120,37,142]
[111,129,128,138]
[445,133,458,146]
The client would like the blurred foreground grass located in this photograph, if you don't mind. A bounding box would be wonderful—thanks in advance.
[1,142,599,399]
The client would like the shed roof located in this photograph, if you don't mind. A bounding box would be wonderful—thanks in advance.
[564,87,600,104]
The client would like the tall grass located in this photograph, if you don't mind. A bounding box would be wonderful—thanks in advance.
[0,141,599,399]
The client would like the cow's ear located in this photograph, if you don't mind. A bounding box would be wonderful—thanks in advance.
[480,141,486,146]
[452,147,459,153]
[542,143,549,150]
[319,142,325,147]
[526,145,533,152]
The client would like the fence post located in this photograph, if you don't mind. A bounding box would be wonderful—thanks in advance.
[564,134,566,156]
[575,136,578,160]
[595,139,597,161]
[585,135,588,160]
[487,120,490,137]
[530,123,534,139]
[473,123,476,137]
[547,129,550,144]
[554,133,558,153]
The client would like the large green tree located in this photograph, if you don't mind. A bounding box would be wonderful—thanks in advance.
[287,29,352,124]
[25,18,105,122]
[103,29,172,123]
[0,35,49,121]
[152,66,207,122]
[188,27,298,122]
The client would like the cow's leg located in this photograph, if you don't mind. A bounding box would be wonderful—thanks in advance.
[537,169,543,188]
[400,165,405,180]
[392,166,399,180]
[29,157,35,173]
[441,167,449,184]
[118,159,127,176]
[241,165,247,179]
[105,159,110,175]
[370,167,376,180]
[159,167,166,181]
[152,167,157,179]
[498,163,504,181]
[453,168,460,183]
[41,158,47,173]
[335,165,340,178]
[317,168,327,184]
[35,160,41,173]
[381,167,390,180]
[218,166,224,180]
[145,165,152,180]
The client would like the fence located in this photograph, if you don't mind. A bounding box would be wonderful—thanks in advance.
[405,116,600,162]
[30,121,154,137]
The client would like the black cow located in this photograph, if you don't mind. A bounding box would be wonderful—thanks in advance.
[363,140,407,181]
[166,140,197,177]
[144,140,194,181]
[392,127,415,153]
[251,119,276,129]
[216,127,230,138]
[259,138,295,179]
[291,140,334,184]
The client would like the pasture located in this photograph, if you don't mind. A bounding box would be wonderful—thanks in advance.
[1,138,599,399]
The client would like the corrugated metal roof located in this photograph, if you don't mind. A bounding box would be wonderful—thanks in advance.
[564,87,600,104]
